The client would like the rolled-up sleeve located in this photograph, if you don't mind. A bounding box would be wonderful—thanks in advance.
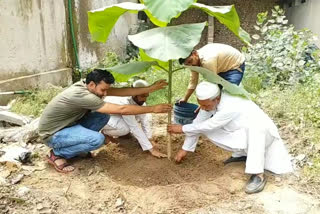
[181,109,214,152]
[187,71,199,90]
[139,113,152,139]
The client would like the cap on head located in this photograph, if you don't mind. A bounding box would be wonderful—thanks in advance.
[133,79,149,88]
[196,81,220,100]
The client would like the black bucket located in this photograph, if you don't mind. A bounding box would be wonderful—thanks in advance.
[174,102,199,125]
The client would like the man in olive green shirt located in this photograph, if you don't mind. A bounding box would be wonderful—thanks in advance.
[39,69,171,173]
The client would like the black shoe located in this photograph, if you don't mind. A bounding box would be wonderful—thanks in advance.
[245,174,267,194]
[223,156,247,165]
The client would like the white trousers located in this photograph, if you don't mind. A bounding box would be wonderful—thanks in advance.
[204,128,293,175]
[101,117,130,137]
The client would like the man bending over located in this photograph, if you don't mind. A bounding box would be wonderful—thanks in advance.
[168,81,292,194]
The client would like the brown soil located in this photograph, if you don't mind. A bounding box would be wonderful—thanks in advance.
[1,115,319,214]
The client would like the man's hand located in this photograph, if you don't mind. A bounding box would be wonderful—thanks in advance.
[149,149,167,158]
[150,140,157,149]
[175,149,188,163]
[167,124,183,134]
[149,80,168,92]
[152,104,172,113]
[178,98,187,104]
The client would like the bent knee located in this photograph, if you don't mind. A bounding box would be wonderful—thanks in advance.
[119,126,130,136]
[90,133,105,148]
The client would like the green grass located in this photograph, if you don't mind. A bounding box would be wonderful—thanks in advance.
[10,87,63,117]
[304,155,320,183]
[245,79,320,181]
[140,68,199,105]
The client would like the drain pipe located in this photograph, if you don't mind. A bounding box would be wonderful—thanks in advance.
[67,0,81,73]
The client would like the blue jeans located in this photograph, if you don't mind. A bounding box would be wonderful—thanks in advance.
[47,112,110,159]
[218,63,245,85]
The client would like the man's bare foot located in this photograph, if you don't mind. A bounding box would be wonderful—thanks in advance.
[149,149,167,158]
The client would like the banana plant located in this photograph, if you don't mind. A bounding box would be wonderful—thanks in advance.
[88,0,251,159]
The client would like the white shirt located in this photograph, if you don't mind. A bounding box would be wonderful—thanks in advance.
[182,92,280,152]
[181,92,293,174]
[104,96,153,150]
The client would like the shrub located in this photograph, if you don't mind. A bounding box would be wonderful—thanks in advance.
[243,6,320,88]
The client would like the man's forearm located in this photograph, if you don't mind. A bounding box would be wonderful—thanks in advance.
[107,79,167,96]
[183,88,195,101]
[107,87,150,97]
[97,102,155,115]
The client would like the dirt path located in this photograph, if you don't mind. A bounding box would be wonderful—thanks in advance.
[1,115,319,213]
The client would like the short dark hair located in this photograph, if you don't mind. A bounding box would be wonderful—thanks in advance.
[85,69,115,85]
[178,51,195,65]
[178,58,186,65]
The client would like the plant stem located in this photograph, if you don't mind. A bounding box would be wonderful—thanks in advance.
[172,67,185,73]
[167,60,173,159]
[155,65,169,73]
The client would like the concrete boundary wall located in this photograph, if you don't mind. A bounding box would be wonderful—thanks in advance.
[0,0,138,104]
[75,0,138,69]
[0,0,70,81]
[286,0,320,47]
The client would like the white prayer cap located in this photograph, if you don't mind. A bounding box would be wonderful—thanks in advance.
[133,79,149,88]
[196,81,220,100]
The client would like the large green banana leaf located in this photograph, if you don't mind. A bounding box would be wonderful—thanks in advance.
[191,3,251,44]
[128,22,206,62]
[106,61,157,82]
[142,0,195,27]
[139,49,169,71]
[88,2,250,45]
[186,66,250,99]
[88,2,144,43]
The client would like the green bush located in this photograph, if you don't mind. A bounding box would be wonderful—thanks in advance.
[243,6,320,88]
[100,52,123,68]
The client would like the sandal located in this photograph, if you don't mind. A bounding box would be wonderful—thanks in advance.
[46,150,74,173]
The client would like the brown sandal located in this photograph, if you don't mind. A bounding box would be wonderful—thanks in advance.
[46,150,74,173]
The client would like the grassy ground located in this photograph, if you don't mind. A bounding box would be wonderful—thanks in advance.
[244,75,320,183]
[10,87,63,118]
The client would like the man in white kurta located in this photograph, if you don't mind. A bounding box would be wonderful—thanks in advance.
[168,82,292,194]
[102,80,167,158]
